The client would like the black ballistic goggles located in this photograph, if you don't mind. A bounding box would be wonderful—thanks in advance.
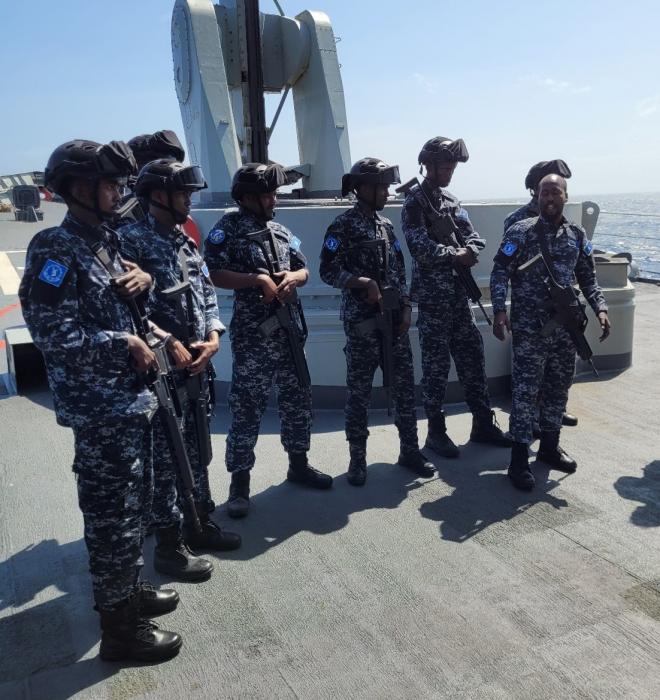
[172,165,207,191]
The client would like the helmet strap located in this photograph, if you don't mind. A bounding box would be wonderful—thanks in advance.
[68,180,113,223]
[149,188,187,225]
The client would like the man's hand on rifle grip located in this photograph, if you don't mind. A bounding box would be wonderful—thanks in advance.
[273,270,305,302]
[127,335,157,372]
[493,311,511,341]
[454,248,477,267]
[167,337,193,369]
[398,304,412,336]
[257,273,278,303]
[597,311,611,341]
[364,279,383,310]
[115,258,153,298]
[188,332,220,375]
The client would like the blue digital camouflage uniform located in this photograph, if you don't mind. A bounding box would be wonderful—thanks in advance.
[401,183,492,421]
[118,214,226,527]
[18,213,158,610]
[319,203,418,452]
[490,215,607,443]
[204,207,311,472]
[504,199,538,232]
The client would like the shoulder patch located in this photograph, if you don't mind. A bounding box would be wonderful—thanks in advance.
[455,206,470,222]
[502,241,518,257]
[201,262,210,278]
[290,235,302,251]
[38,259,69,287]
[207,229,225,245]
[583,240,593,255]
[324,235,340,252]
[392,239,402,252]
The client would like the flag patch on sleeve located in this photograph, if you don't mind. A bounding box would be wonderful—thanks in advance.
[502,241,517,256]
[38,259,68,287]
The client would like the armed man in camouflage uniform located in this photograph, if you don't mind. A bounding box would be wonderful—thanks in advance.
[205,163,333,518]
[505,159,578,433]
[401,136,511,458]
[19,140,182,663]
[491,174,611,490]
[320,158,433,485]
[118,159,241,581]
[115,130,186,226]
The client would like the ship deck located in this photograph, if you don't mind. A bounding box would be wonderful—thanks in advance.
[1,204,660,699]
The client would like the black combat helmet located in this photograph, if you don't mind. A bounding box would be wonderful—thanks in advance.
[45,139,137,197]
[525,159,572,192]
[230,162,287,201]
[135,158,207,224]
[418,137,469,165]
[341,157,401,197]
[134,159,207,197]
[128,130,185,169]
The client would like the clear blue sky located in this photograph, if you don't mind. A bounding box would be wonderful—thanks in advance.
[2,0,659,198]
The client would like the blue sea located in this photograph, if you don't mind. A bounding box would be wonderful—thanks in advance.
[479,192,660,281]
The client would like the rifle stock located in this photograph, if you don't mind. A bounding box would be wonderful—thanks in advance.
[409,179,491,325]
[161,256,215,469]
[247,229,311,388]
[522,252,599,377]
[352,239,399,415]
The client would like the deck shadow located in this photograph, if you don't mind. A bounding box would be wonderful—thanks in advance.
[614,459,660,527]
[0,538,118,697]
[198,461,425,563]
[0,537,186,697]
[419,446,569,542]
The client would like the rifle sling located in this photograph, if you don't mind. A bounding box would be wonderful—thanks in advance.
[533,219,562,287]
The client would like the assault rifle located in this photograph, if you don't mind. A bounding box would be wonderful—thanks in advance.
[396,178,491,324]
[160,248,214,468]
[353,238,399,415]
[87,231,203,533]
[518,252,599,377]
[247,228,311,388]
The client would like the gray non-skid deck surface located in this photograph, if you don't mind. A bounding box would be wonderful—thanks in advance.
[1,214,660,698]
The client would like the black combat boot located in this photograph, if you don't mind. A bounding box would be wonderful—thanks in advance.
[347,442,367,487]
[470,410,513,447]
[287,452,333,489]
[508,442,535,491]
[537,430,577,473]
[398,449,435,477]
[136,581,179,617]
[154,526,214,582]
[99,595,182,662]
[227,469,250,519]
[424,414,459,458]
[185,504,242,551]
[562,412,578,427]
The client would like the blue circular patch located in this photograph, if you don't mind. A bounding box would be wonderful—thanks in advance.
[208,228,225,245]
[324,235,340,252]
[502,241,517,256]
[455,206,470,222]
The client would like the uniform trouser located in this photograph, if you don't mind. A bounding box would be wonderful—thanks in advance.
[510,328,576,443]
[417,286,491,422]
[150,387,212,531]
[344,326,418,452]
[73,414,153,610]
[225,328,312,473]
